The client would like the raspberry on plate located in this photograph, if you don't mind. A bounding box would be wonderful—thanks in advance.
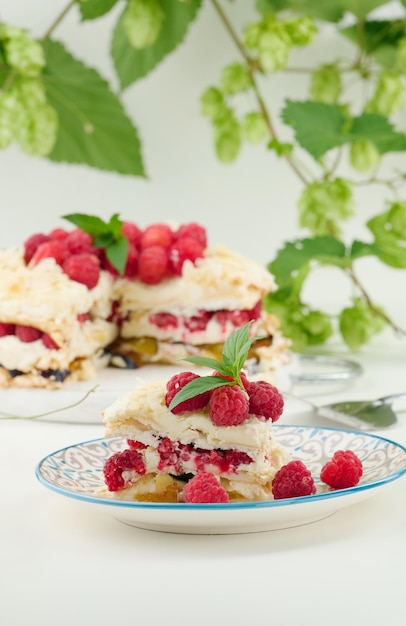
[183,472,229,503]
[103,448,146,492]
[62,253,100,289]
[165,371,210,414]
[320,450,363,489]
[64,229,95,255]
[122,221,142,246]
[175,222,207,248]
[272,460,316,499]
[247,380,284,422]
[169,236,205,276]
[137,245,169,284]
[209,384,249,426]
[140,223,174,250]
[31,240,68,266]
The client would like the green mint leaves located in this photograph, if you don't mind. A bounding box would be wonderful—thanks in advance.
[63,212,129,275]
[168,322,261,411]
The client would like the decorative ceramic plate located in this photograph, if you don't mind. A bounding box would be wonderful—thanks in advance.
[35,425,406,534]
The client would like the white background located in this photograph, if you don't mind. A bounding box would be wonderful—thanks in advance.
[1,1,405,329]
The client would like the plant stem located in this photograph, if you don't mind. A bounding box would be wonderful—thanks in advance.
[210,0,309,185]
[41,0,77,41]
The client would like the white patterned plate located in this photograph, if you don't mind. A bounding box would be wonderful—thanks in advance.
[35,425,406,534]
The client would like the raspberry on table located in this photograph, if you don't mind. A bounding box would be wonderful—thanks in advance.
[31,240,68,266]
[62,253,100,289]
[183,472,229,503]
[0,322,15,337]
[209,384,249,426]
[165,371,210,414]
[140,223,174,250]
[175,223,207,248]
[272,460,316,499]
[23,233,50,264]
[138,245,169,284]
[103,448,146,492]
[320,450,363,489]
[169,236,205,276]
[247,380,284,422]
[15,325,42,343]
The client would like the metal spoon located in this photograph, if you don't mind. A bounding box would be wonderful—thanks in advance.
[293,392,406,431]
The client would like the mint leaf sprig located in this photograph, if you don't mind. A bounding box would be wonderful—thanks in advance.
[168,322,262,411]
[63,212,129,274]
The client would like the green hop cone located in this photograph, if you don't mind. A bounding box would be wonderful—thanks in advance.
[298,178,353,236]
[12,81,58,157]
[349,139,380,173]
[2,27,44,77]
[310,64,342,104]
[242,112,268,144]
[0,91,21,148]
[284,16,317,47]
[215,130,241,164]
[122,0,164,50]
[339,298,386,350]
[258,30,291,72]
[220,63,251,95]
[366,70,404,116]
[302,310,333,346]
[243,22,263,51]
[397,37,406,73]
[200,87,226,121]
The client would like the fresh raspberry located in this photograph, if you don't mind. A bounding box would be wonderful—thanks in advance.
[0,322,15,337]
[272,460,316,500]
[42,333,60,350]
[165,371,210,414]
[149,312,178,329]
[123,243,139,278]
[247,381,284,422]
[127,439,147,450]
[175,223,207,248]
[15,325,42,343]
[64,229,94,255]
[103,448,146,492]
[122,221,142,246]
[228,309,252,327]
[48,228,68,241]
[31,240,68,266]
[320,450,363,489]
[23,233,50,264]
[140,223,174,250]
[183,472,229,503]
[169,237,205,276]
[209,385,249,426]
[62,253,100,289]
[138,245,169,284]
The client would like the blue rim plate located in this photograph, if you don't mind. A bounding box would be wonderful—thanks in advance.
[35,425,406,534]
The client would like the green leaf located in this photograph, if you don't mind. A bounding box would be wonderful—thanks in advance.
[112,0,202,90]
[63,213,117,236]
[183,355,229,374]
[367,212,406,268]
[336,0,389,19]
[78,0,119,21]
[269,236,348,287]
[350,240,381,260]
[256,0,344,21]
[340,20,406,65]
[168,376,232,412]
[42,39,145,176]
[106,236,129,275]
[350,113,406,154]
[281,100,348,159]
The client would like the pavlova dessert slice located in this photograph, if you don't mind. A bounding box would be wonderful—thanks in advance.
[101,323,291,503]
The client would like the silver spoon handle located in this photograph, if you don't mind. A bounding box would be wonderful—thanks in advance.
[378,392,406,406]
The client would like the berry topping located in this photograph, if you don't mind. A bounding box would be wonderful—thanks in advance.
[320,450,363,489]
[123,243,139,278]
[169,236,205,276]
[15,325,42,343]
[272,460,316,499]
[48,228,68,240]
[149,312,178,329]
[122,221,142,246]
[64,229,94,255]
[209,385,249,426]
[23,233,50,264]
[140,223,174,250]
[103,448,146,491]
[247,380,284,422]
[62,253,100,289]
[0,322,15,337]
[183,472,229,503]
[165,371,210,414]
[175,222,207,248]
[138,245,169,284]
[31,240,67,266]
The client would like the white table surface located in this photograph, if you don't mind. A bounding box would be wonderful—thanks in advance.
[1,334,405,626]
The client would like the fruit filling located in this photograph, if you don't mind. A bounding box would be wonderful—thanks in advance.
[0,322,61,350]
